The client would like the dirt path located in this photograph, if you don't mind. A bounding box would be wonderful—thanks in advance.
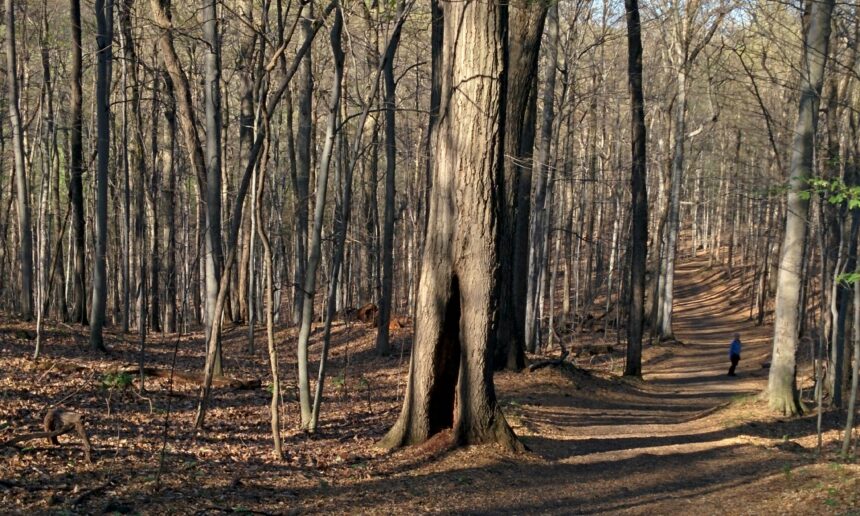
[2,257,856,514]
[296,257,856,514]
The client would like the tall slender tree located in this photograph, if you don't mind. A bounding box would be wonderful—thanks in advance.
[68,0,87,326]
[5,0,35,321]
[292,3,313,326]
[496,0,548,366]
[768,0,835,416]
[524,3,558,357]
[202,0,224,375]
[90,0,114,351]
[376,0,407,356]
[624,0,648,376]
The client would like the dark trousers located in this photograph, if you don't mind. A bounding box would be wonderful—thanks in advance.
[728,353,740,376]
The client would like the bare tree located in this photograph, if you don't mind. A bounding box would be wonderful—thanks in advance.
[5,0,35,321]
[90,0,114,351]
[375,0,407,356]
[68,0,87,326]
[381,4,521,451]
[768,0,835,416]
[624,0,648,376]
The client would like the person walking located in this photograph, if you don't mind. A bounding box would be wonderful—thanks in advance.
[728,333,742,376]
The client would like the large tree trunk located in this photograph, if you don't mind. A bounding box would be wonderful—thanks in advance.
[5,0,35,321]
[68,0,87,326]
[624,0,648,377]
[495,0,547,367]
[381,3,520,451]
[89,0,113,351]
[768,0,835,416]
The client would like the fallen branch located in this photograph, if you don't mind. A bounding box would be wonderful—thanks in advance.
[528,351,571,372]
[71,480,112,506]
[194,506,276,516]
[110,365,261,390]
[2,424,75,446]
[32,360,261,391]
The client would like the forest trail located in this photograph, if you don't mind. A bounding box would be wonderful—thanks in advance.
[299,255,856,514]
[2,256,857,514]
[521,254,776,464]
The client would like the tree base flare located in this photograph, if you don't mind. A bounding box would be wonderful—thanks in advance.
[768,390,803,417]
[379,406,524,453]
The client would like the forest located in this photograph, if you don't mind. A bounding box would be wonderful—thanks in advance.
[1,0,859,513]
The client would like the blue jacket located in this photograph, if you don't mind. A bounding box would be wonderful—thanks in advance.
[729,338,741,357]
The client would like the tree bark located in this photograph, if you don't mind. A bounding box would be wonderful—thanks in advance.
[295,6,342,428]
[5,0,35,321]
[89,0,113,351]
[292,4,313,326]
[68,0,87,326]
[495,0,547,367]
[624,0,648,377]
[375,1,406,356]
[163,77,178,333]
[768,0,834,416]
[381,2,521,451]
[203,0,224,375]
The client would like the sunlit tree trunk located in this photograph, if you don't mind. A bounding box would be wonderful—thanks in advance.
[768,0,834,416]
[381,2,520,452]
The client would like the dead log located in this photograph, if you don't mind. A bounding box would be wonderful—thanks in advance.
[528,351,570,372]
[110,365,261,390]
[573,344,614,357]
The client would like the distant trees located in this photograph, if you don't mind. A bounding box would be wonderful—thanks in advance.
[651,0,727,340]
[1,0,858,447]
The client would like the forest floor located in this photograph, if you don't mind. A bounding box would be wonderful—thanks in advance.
[1,255,859,515]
